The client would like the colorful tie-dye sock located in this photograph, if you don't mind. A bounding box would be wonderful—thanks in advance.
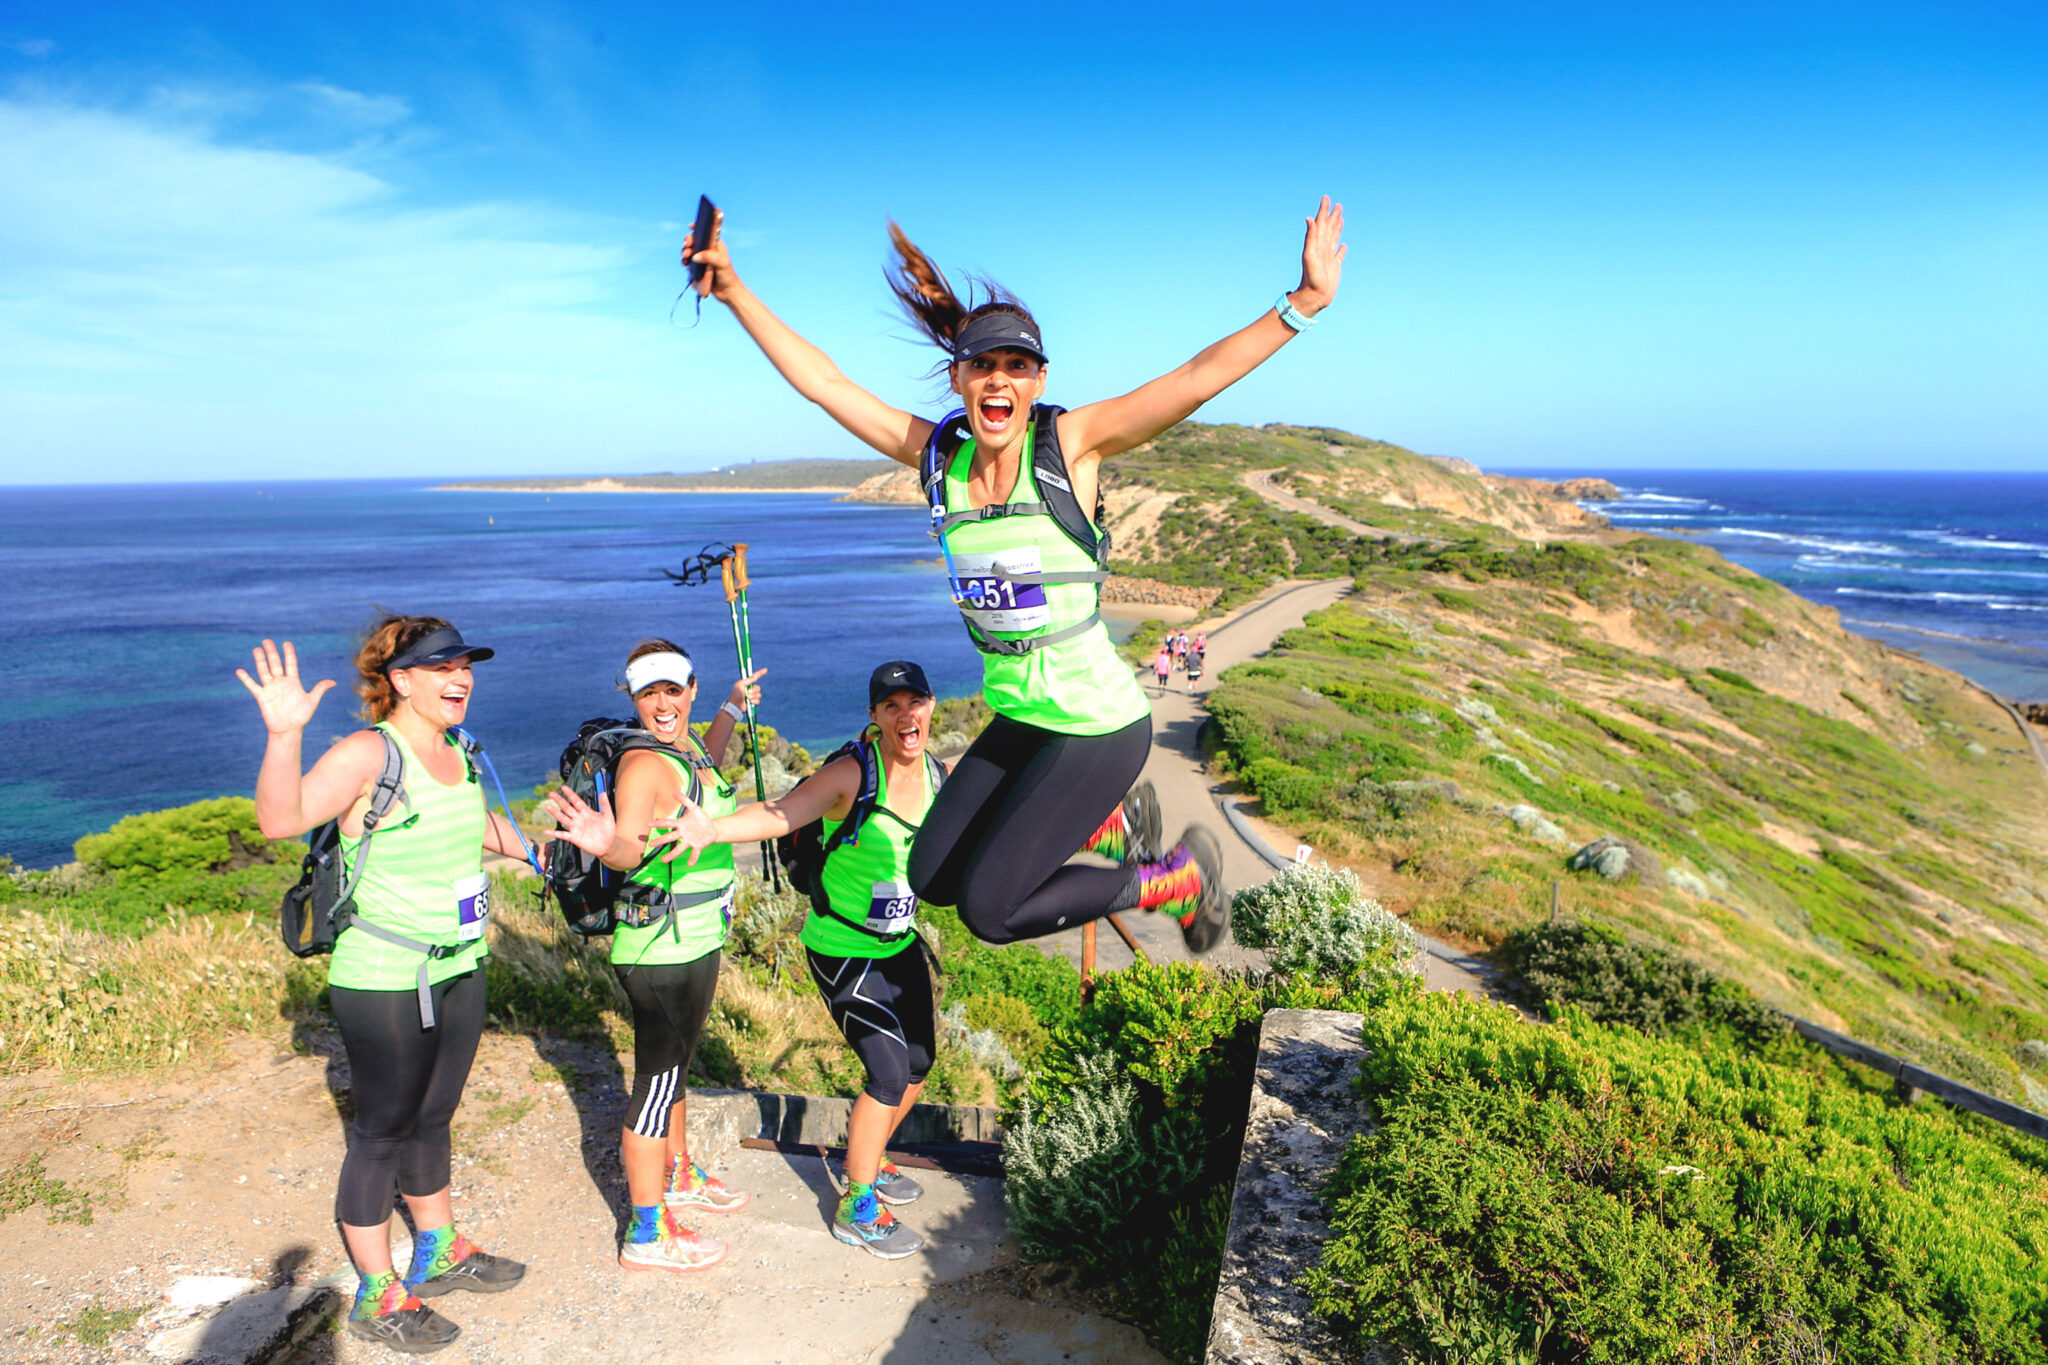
[405,1224,476,1287]
[351,1271,415,1321]
[1082,804,1130,862]
[665,1154,702,1196]
[838,1181,879,1224]
[627,1203,664,1245]
[1134,844,1203,921]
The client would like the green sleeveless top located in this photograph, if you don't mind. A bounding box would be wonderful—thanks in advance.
[330,724,489,992]
[800,741,932,960]
[612,740,737,968]
[942,428,1150,735]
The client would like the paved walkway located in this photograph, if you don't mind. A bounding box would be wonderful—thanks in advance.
[1036,578,1496,1000]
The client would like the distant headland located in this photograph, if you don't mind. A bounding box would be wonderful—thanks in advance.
[436,458,902,499]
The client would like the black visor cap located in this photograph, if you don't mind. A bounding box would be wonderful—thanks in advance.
[950,312,1047,365]
[869,660,934,708]
[386,625,495,672]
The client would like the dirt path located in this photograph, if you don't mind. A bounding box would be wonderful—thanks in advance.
[1241,469,1421,543]
[0,1030,1157,1365]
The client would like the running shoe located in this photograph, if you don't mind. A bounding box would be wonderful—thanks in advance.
[832,1190,925,1259]
[1161,825,1228,955]
[345,1305,461,1354]
[408,1248,525,1298]
[620,1212,728,1274]
[664,1160,751,1213]
[872,1159,925,1206]
[1121,780,1164,866]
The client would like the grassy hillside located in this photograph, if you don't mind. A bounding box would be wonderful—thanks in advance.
[1205,525,2048,1103]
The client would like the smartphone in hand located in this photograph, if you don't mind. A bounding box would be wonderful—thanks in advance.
[686,195,717,290]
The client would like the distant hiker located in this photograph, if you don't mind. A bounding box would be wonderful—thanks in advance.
[1186,647,1205,687]
[1153,645,1174,692]
[239,620,528,1354]
[539,641,762,1274]
[1173,631,1189,670]
[681,195,1346,954]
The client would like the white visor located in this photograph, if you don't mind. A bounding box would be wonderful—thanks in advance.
[624,652,694,695]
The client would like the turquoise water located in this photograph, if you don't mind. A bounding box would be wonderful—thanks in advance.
[1,481,980,868]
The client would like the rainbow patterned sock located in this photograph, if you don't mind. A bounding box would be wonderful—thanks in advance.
[1082,804,1129,862]
[666,1154,703,1196]
[351,1271,415,1321]
[404,1224,475,1287]
[1134,844,1203,921]
[628,1203,663,1244]
[838,1181,878,1223]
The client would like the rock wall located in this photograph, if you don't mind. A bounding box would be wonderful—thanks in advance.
[1207,1009,1387,1365]
[1102,576,1223,612]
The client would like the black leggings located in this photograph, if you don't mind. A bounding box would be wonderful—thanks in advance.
[614,950,721,1139]
[805,945,936,1106]
[330,970,486,1228]
[908,712,1150,944]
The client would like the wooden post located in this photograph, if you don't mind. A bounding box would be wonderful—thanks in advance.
[1104,912,1150,964]
[1550,880,1561,926]
[1080,920,1098,1001]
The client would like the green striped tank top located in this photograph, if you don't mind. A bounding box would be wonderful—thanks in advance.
[612,740,737,967]
[941,427,1150,735]
[800,738,931,961]
[329,724,489,992]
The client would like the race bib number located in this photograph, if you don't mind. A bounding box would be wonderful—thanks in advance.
[950,549,1051,634]
[454,872,490,942]
[865,881,918,936]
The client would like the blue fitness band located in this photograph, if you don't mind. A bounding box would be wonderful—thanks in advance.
[1276,293,1316,333]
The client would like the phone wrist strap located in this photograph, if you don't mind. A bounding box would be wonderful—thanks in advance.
[720,700,746,723]
[1276,293,1317,333]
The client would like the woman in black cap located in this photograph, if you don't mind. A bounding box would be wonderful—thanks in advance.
[680,200,1345,956]
[240,615,527,1354]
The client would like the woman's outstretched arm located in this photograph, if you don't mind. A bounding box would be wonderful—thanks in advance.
[1060,197,1347,463]
[686,212,933,466]
[237,639,380,838]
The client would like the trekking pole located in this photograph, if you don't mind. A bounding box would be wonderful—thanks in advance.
[721,544,781,890]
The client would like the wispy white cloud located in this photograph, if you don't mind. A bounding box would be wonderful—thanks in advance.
[7,38,57,59]
[0,88,773,481]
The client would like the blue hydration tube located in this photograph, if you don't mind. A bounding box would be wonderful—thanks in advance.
[932,505,970,606]
[452,726,545,876]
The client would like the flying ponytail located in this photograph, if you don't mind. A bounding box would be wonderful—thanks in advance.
[885,221,1038,364]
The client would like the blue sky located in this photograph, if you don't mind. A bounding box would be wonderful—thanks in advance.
[2,1,2043,481]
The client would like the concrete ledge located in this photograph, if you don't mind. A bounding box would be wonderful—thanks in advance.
[1206,1009,1389,1365]
[686,1087,1002,1165]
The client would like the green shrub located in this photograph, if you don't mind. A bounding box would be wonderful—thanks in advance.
[1231,864,1418,983]
[928,910,1084,1032]
[1243,756,1329,811]
[1502,919,1785,1048]
[74,797,277,875]
[1701,666,1762,693]
[1307,989,2048,1363]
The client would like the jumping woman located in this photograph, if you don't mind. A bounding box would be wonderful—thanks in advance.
[239,619,526,1354]
[681,199,1346,953]
[539,640,759,1274]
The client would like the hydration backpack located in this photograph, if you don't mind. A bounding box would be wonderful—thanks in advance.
[544,718,728,938]
[775,729,947,940]
[920,403,1115,657]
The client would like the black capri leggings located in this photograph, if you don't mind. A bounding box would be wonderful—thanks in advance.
[330,969,486,1228]
[614,949,721,1139]
[805,944,936,1106]
[909,712,1150,944]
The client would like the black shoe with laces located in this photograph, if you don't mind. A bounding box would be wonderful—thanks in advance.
[409,1249,526,1298]
[345,1305,462,1354]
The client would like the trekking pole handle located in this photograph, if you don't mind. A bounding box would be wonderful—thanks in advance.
[732,542,751,593]
[720,555,738,604]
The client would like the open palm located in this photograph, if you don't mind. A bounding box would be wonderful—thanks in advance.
[235,639,335,736]
[539,787,617,859]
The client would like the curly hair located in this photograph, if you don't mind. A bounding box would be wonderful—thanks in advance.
[354,613,452,722]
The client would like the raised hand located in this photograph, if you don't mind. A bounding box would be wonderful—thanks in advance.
[680,208,736,302]
[728,667,768,713]
[235,639,336,737]
[653,795,715,866]
[1292,196,1347,317]
[538,786,617,859]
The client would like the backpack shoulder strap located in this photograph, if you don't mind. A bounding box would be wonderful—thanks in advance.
[821,732,883,856]
[336,729,407,910]
[922,408,973,514]
[1028,403,1110,568]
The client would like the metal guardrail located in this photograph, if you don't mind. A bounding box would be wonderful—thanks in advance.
[1216,796,2048,1142]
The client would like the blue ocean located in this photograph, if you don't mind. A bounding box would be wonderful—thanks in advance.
[1,482,982,869]
[5,472,2045,868]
